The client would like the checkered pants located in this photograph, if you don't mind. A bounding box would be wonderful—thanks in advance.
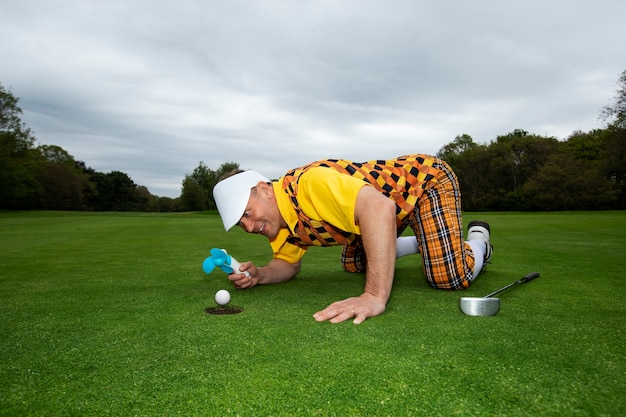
[341,160,476,290]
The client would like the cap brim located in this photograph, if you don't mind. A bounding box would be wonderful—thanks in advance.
[213,171,270,231]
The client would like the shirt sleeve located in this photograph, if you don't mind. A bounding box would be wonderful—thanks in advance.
[270,228,308,264]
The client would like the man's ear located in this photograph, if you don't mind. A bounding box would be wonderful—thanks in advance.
[256,181,273,198]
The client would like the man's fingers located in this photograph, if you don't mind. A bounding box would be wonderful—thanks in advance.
[313,302,366,324]
[229,272,255,289]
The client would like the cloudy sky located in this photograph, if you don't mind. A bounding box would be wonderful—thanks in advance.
[2,0,625,197]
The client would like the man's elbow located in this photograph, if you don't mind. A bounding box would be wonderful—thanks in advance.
[381,197,397,221]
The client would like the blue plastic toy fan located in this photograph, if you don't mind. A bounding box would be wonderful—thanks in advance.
[203,248,249,276]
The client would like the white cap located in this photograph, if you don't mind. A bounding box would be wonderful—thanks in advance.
[213,170,270,231]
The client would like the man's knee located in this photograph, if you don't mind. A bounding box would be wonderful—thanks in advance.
[426,270,472,290]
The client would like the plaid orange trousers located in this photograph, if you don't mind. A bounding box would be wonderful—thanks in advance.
[341,160,476,290]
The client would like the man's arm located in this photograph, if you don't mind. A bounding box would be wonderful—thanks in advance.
[313,185,397,324]
[356,185,397,306]
[229,258,301,289]
[256,258,301,284]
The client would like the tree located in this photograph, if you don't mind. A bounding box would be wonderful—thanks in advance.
[522,153,617,210]
[180,175,209,211]
[0,84,41,208]
[437,134,478,163]
[439,130,562,211]
[456,145,493,211]
[135,186,155,212]
[598,70,626,207]
[38,162,90,210]
[180,161,239,211]
[89,171,140,211]
[0,84,35,153]
[485,130,559,209]
[155,196,178,212]
[603,127,626,208]
[37,144,75,165]
[564,128,626,208]
[437,134,490,211]
[600,69,626,129]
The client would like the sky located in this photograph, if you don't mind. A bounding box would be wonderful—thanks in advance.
[1,0,625,198]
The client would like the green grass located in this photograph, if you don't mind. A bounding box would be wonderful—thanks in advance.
[1,211,624,416]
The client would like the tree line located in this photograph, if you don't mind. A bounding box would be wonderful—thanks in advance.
[2,69,625,212]
[0,84,175,211]
[436,128,624,211]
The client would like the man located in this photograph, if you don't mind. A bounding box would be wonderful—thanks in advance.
[213,154,492,324]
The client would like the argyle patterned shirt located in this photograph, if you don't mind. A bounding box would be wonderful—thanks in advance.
[279,154,440,248]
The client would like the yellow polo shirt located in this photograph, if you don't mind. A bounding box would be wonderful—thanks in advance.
[270,167,368,264]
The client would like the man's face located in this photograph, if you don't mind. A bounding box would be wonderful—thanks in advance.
[237,182,282,240]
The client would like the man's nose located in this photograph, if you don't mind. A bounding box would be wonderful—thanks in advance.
[239,218,253,233]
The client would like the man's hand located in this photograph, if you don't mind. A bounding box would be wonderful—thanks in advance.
[228,258,301,289]
[228,261,258,289]
[312,293,387,324]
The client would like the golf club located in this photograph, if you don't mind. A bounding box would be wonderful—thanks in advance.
[459,272,540,316]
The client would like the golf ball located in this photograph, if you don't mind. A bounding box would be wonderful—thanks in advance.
[215,289,231,305]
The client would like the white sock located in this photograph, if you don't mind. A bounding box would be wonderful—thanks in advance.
[396,236,419,258]
[467,240,485,278]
